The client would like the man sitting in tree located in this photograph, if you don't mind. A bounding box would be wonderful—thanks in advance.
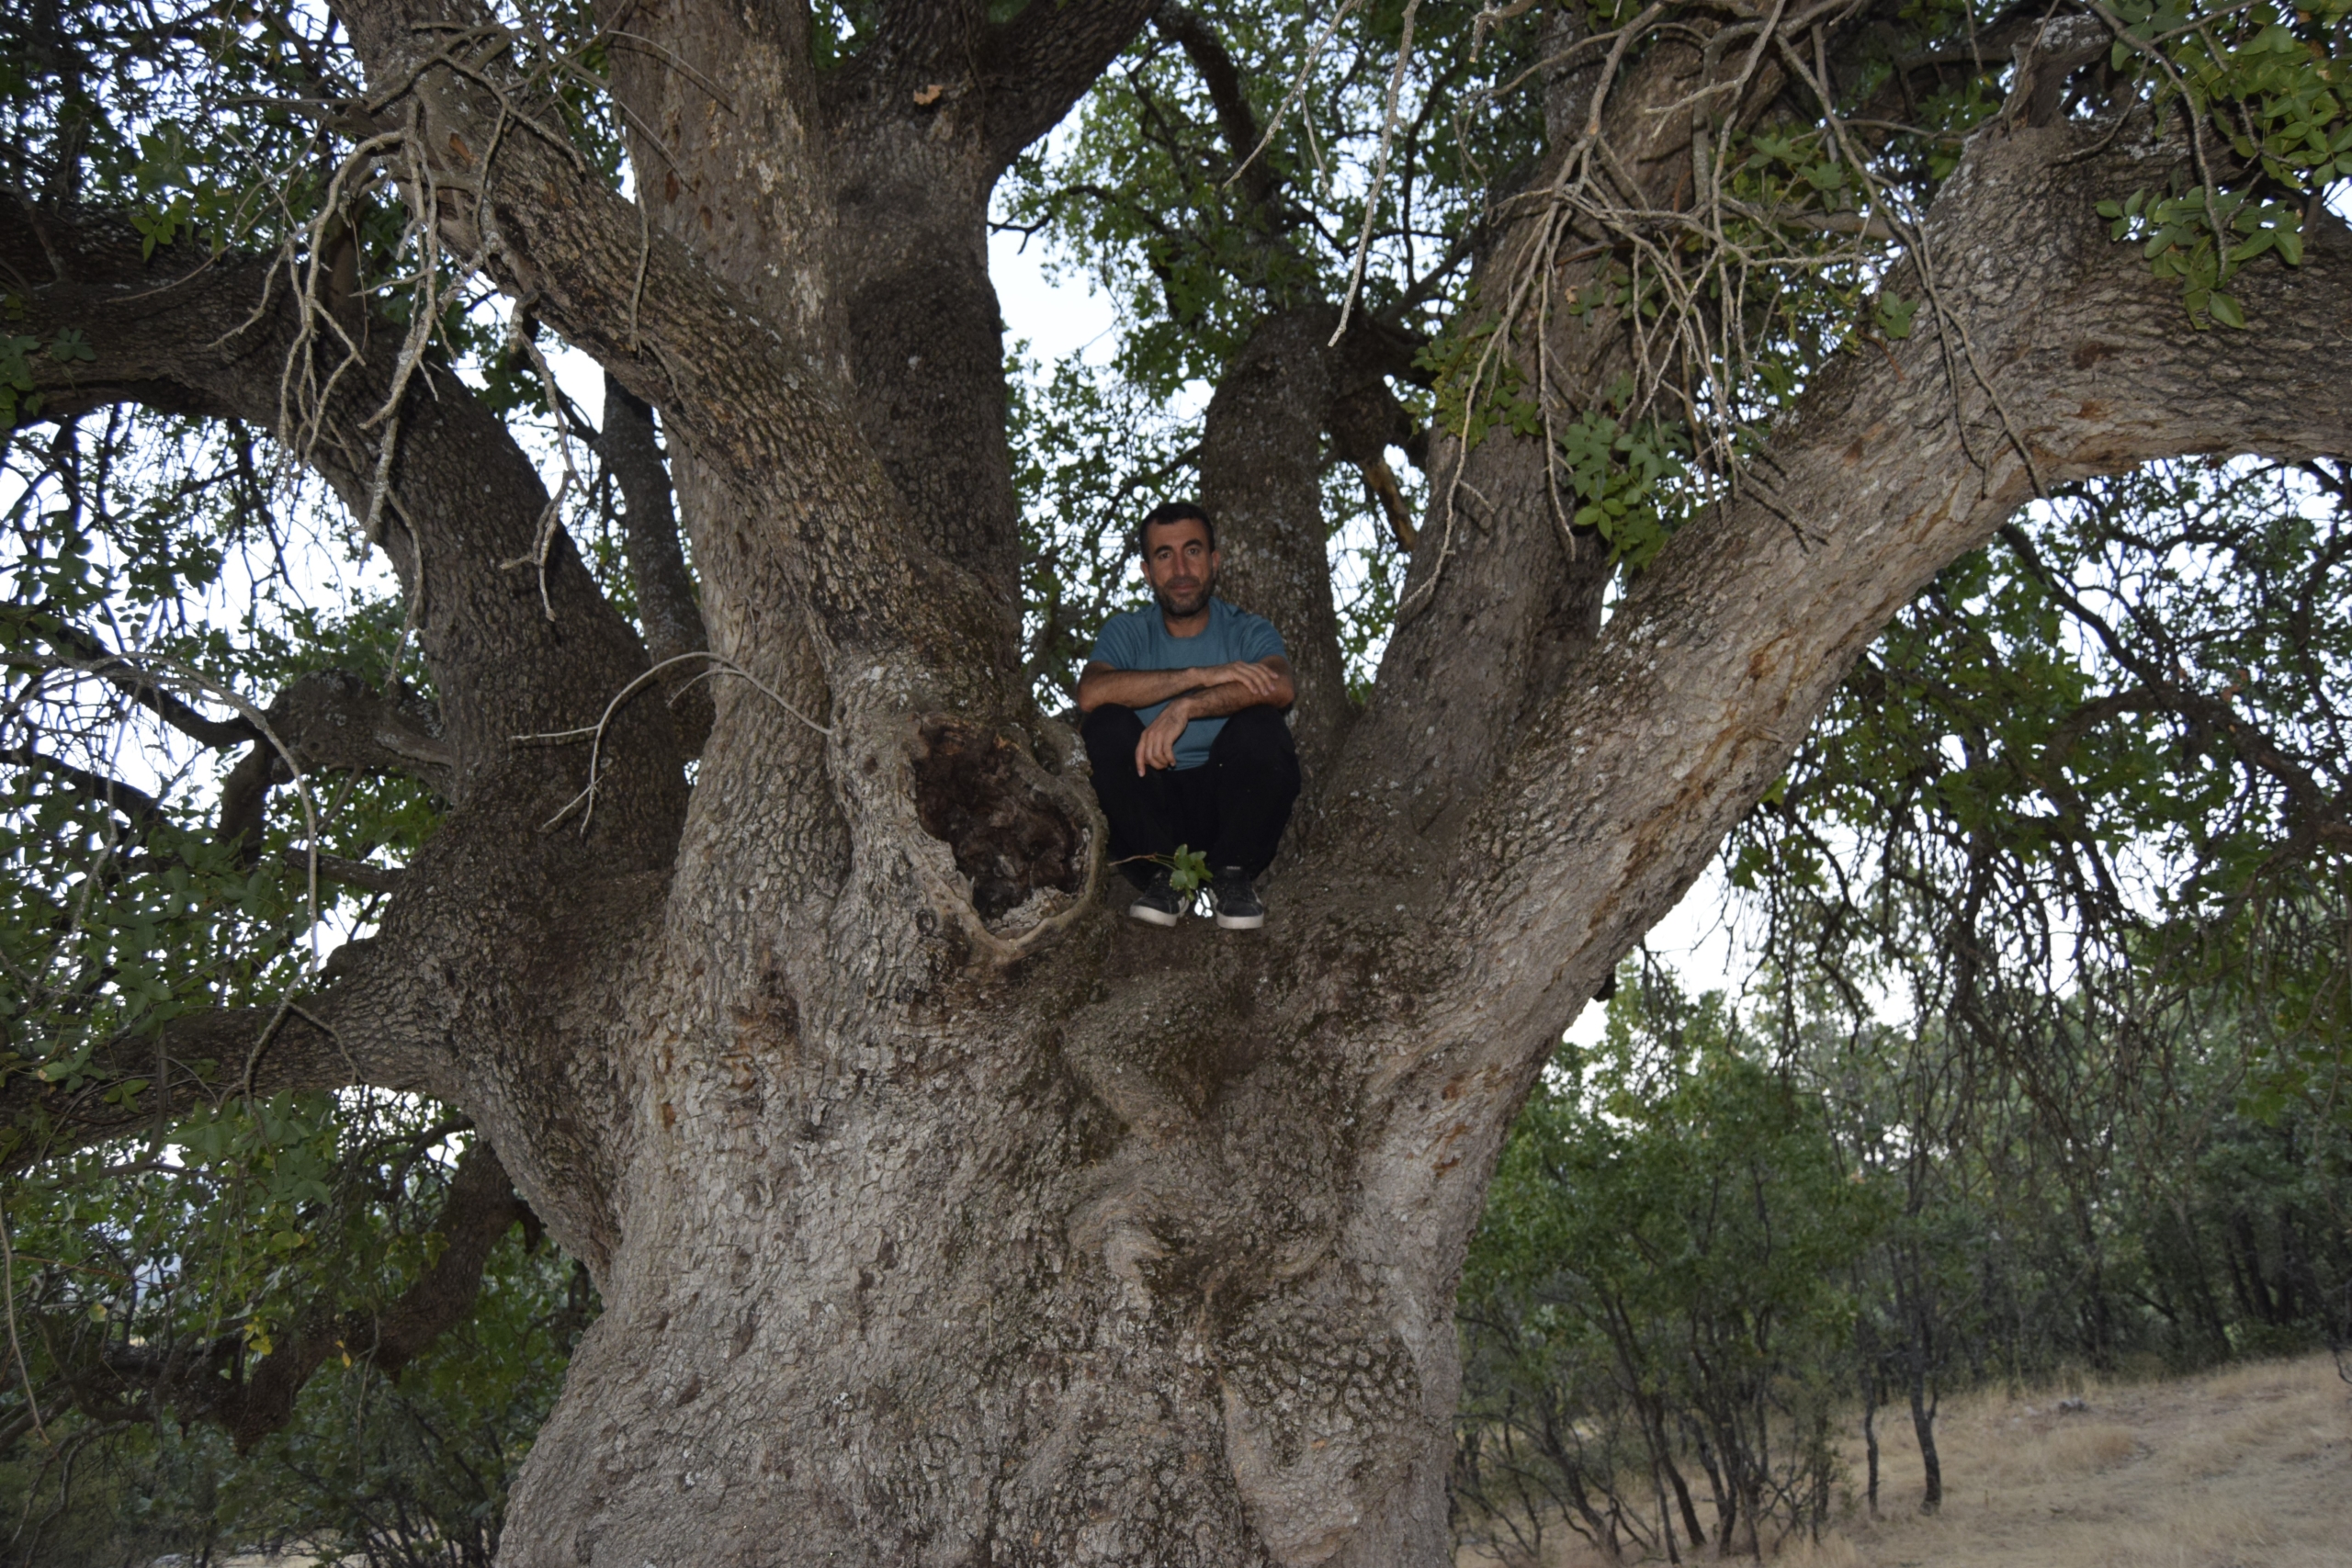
[1076,501,1301,929]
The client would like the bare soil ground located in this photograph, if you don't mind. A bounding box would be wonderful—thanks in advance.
[1462,1352,2352,1567]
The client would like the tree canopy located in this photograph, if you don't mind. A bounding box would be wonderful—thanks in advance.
[0,0,2347,1560]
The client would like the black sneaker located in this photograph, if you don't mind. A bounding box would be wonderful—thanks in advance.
[1127,868,1185,927]
[1207,866,1264,930]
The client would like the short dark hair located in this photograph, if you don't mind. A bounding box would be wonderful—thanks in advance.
[1137,501,1216,558]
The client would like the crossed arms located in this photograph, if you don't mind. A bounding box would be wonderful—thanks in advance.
[1075,657,1296,773]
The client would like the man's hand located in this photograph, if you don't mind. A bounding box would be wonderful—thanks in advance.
[1136,698,1193,775]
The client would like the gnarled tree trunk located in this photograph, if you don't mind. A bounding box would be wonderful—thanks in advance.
[8,4,2351,1564]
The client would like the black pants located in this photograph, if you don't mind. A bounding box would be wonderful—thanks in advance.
[1082,705,1301,887]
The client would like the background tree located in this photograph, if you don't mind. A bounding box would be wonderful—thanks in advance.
[1455,961,2352,1556]
[2,0,2349,1564]
[1457,973,1881,1562]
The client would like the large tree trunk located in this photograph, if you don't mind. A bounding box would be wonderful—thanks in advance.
[488,99,2352,1560]
[1196,305,1376,793]
[503,924,1460,1564]
[10,4,2352,1563]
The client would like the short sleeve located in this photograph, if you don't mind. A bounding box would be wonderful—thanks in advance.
[1089,613,1140,670]
[1237,611,1286,663]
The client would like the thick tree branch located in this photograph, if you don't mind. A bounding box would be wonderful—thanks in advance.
[597,372,701,668]
[267,669,455,782]
[6,205,682,1269]
[604,0,1142,667]
[29,618,257,750]
[598,370,712,754]
[1198,307,1356,791]
[1325,29,1736,861]
[279,850,407,893]
[1149,2,1280,220]
[216,742,276,855]
[977,0,1160,175]
[334,0,1114,985]
[0,988,412,1168]
[4,745,164,829]
[11,629,451,855]
[327,0,1004,711]
[1442,116,2352,1067]
[2,201,678,845]
[216,667,447,860]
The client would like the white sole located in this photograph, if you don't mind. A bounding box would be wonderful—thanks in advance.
[1128,902,1182,927]
[1215,911,1264,931]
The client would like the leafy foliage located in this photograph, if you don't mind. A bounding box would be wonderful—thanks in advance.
[1,413,437,1106]
[0,1126,590,1566]
[2098,0,2351,326]
[1727,459,2352,1151]
[1458,962,2352,1556]
[3,0,2348,1552]
[1,5,618,1548]
[1459,973,1883,1560]
[999,0,1544,395]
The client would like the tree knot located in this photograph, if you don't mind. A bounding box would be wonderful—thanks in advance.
[911,715,1091,929]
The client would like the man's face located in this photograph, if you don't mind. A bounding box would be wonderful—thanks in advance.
[1141,517,1219,619]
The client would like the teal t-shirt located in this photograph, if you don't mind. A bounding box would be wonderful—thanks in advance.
[1089,598,1287,770]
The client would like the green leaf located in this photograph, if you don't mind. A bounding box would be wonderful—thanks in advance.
[46,328,96,364]
[1163,844,1210,896]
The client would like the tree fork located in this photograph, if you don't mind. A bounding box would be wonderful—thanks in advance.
[10,8,2352,1565]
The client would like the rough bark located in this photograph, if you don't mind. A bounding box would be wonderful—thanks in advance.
[1197,307,1357,784]
[607,0,1155,649]
[8,6,2352,1563]
[497,94,2352,1561]
[598,369,714,754]
[1326,424,1613,865]
[598,373,700,668]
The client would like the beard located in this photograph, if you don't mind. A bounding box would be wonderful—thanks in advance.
[1151,560,1217,619]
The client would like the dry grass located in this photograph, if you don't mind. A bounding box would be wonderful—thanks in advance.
[1459,1351,2352,1567]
